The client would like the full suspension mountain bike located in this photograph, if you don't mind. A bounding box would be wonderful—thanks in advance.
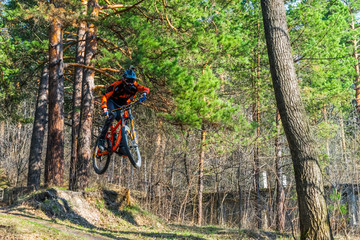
[92,101,141,174]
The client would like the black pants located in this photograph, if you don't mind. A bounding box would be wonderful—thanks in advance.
[99,99,123,139]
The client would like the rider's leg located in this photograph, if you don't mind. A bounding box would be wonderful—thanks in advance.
[98,116,114,151]
[98,100,118,151]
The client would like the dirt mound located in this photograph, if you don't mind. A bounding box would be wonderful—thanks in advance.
[6,188,165,230]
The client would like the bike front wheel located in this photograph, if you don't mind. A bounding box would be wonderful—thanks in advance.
[92,138,112,174]
[121,126,141,168]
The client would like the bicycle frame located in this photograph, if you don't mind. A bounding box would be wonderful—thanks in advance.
[97,102,138,156]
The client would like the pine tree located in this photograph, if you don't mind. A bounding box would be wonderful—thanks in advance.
[76,0,99,190]
[27,68,48,189]
[261,0,333,238]
[69,0,87,191]
[45,0,65,187]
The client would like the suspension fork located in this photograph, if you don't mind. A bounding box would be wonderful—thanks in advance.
[127,108,138,144]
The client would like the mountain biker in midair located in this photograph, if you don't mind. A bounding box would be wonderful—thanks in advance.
[98,66,149,151]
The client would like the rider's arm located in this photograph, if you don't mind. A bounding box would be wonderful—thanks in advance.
[134,82,150,95]
[101,80,122,108]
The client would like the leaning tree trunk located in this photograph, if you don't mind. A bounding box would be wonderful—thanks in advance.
[69,0,87,191]
[27,68,48,189]
[260,0,333,239]
[45,11,64,187]
[76,0,99,190]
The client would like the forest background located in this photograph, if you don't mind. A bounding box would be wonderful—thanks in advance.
[0,0,359,237]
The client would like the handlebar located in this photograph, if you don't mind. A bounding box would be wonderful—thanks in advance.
[111,100,140,113]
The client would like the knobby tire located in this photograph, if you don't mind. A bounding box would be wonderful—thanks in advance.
[121,125,141,168]
[93,138,112,174]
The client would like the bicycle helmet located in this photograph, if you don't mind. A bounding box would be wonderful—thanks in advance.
[123,69,136,82]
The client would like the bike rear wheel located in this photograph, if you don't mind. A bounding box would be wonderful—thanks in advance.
[92,137,112,174]
[121,125,141,168]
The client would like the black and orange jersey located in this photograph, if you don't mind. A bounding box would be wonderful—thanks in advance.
[101,80,150,109]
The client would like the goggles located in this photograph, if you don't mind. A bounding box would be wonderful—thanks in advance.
[125,78,135,83]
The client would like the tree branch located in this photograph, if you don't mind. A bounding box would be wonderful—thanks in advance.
[106,0,147,16]
[97,37,132,59]
[162,0,177,32]
[100,4,131,10]
[64,63,119,81]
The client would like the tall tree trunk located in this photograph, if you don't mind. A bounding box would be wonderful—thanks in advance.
[0,121,4,140]
[69,0,87,190]
[215,173,220,224]
[76,0,99,190]
[237,164,243,228]
[349,7,360,115]
[183,131,190,185]
[253,31,262,228]
[198,123,206,226]
[322,105,330,157]
[275,110,285,231]
[156,119,166,216]
[45,7,64,187]
[27,68,49,189]
[177,130,192,223]
[151,118,163,214]
[339,113,348,165]
[167,161,175,220]
[260,0,333,239]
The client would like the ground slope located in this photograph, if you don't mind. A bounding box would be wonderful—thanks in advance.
[0,188,292,240]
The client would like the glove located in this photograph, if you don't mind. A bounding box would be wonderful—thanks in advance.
[139,93,147,104]
[102,107,109,116]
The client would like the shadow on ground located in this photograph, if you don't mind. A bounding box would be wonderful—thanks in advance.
[102,189,138,226]
[170,224,293,240]
[1,188,293,240]
[1,188,127,240]
[2,188,205,239]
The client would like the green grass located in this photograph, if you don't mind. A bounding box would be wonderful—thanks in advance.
[95,199,105,209]
[0,213,88,240]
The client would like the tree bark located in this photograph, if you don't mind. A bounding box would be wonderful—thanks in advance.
[261,0,333,239]
[69,0,87,191]
[76,0,99,190]
[27,68,48,189]
[198,124,206,226]
[275,110,285,231]
[45,7,64,187]
[253,34,262,228]
[183,131,190,185]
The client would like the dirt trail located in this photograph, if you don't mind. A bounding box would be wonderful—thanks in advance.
[0,210,120,240]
